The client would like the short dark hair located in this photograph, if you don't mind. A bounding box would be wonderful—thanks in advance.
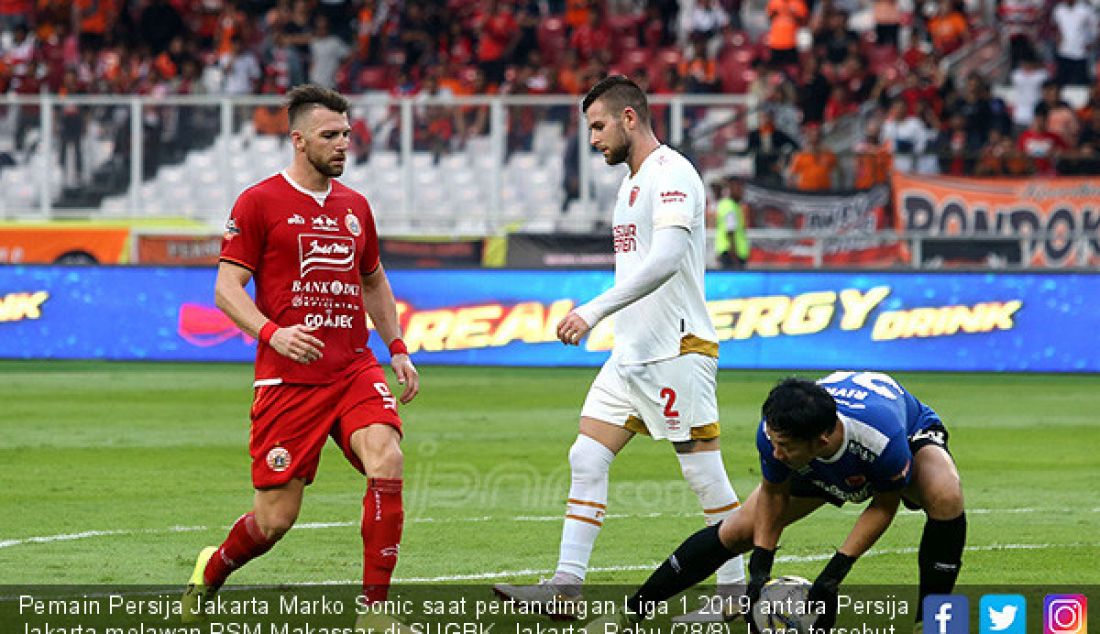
[286,84,350,128]
[762,378,837,440]
[582,75,650,124]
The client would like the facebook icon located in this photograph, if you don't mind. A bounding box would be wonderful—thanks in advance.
[924,595,969,634]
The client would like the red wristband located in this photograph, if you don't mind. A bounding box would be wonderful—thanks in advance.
[258,321,279,346]
[388,338,408,356]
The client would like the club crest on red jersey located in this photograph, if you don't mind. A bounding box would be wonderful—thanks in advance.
[629,186,640,206]
[345,209,362,236]
[266,446,291,472]
[223,217,240,241]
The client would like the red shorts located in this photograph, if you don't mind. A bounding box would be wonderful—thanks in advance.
[248,360,402,489]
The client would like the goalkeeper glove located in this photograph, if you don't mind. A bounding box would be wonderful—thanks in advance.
[809,551,857,632]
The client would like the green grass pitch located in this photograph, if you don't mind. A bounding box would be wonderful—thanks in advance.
[0,361,1097,586]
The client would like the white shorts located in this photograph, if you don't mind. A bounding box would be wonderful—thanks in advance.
[580,354,720,442]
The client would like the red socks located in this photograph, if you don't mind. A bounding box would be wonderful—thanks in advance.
[361,477,404,603]
[203,512,276,589]
[200,479,403,599]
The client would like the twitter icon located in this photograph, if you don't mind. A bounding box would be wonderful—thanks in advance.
[982,595,1027,634]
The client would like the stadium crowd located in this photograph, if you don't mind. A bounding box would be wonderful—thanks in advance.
[2,0,1100,189]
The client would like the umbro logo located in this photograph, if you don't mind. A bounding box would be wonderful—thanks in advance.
[288,214,305,225]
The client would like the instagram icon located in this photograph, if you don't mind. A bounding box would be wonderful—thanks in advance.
[1045,595,1088,634]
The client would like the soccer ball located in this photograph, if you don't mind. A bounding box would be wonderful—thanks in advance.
[751,575,816,634]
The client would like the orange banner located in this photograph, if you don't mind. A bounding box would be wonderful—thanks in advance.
[892,173,1100,267]
[0,227,130,264]
[136,234,222,265]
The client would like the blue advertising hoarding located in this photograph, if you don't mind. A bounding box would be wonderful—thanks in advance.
[0,266,1095,372]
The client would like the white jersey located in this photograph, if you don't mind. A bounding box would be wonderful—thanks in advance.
[610,145,717,364]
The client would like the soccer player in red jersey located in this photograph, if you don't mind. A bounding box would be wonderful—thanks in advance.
[182,85,419,623]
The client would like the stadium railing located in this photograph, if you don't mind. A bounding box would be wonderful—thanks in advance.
[0,92,754,234]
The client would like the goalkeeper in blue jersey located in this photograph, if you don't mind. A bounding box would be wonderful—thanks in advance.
[587,371,966,632]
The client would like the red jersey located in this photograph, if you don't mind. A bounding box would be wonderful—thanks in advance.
[220,173,381,386]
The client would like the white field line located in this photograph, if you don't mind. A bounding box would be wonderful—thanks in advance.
[393,541,1099,583]
[0,541,1094,601]
[1,507,1096,550]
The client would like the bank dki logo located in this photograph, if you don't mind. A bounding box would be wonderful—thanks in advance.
[982,595,1026,634]
[1045,595,1087,634]
[924,595,969,634]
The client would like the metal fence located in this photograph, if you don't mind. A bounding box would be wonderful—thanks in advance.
[0,92,754,234]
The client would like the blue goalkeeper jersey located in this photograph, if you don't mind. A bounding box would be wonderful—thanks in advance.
[756,371,943,503]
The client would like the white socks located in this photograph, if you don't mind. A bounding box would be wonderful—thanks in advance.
[556,434,614,581]
[555,437,745,588]
[677,450,746,586]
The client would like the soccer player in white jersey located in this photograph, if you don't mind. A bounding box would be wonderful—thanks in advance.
[493,75,745,621]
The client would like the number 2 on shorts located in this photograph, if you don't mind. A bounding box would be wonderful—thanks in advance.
[660,387,680,417]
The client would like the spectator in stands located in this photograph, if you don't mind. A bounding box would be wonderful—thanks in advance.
[926,0,969,55]
[58,69,86,187]
[765,0,808,67]
[933,112,982,175]
[681,39,721,93]
[999,0,1043,68]
[944,74,995,146]
[564,0,592,32]
[748,109,798,185]
[570,9,612,63]
[843,56,880,104]
[649,0,680,46]
[1036,80,1081,147]
[815,9,859,67]
[853,121,892,188]
[881,99,937,173]
[1010,52,1050,131]
[398,2,439,72]
[414,72,455,161]
[315,0,353,42]
[75,0,114,52]
[689,0,730,55]
[1051,0,1098,86]
[0,0,28,35]
[253,77,290,136]
[139,0,186,56]
[787,123,837,190]
[309,15,350,89]
[349,106,373,165]
[220,37,262,96]
[898,69,942,120]
[1067,107,1100,173]
[458,67,493,144]
[824,84,859,122]
[798,56,831,124]
[281,0,314,87]
[872,0,902,48]
[1018,110,1068,174]
[513,0,544,65]
[1078,106,1100,150]
[476,0,520,85]
[5,22,36,84]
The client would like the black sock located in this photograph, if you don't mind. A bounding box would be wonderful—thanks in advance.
[915,512,967,621]
[625,524,738,619]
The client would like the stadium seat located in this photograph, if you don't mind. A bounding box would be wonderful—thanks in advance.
[370,151,399,170]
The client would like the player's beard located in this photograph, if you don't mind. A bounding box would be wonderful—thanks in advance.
[307,149,345,177]
[604,134,630,165]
